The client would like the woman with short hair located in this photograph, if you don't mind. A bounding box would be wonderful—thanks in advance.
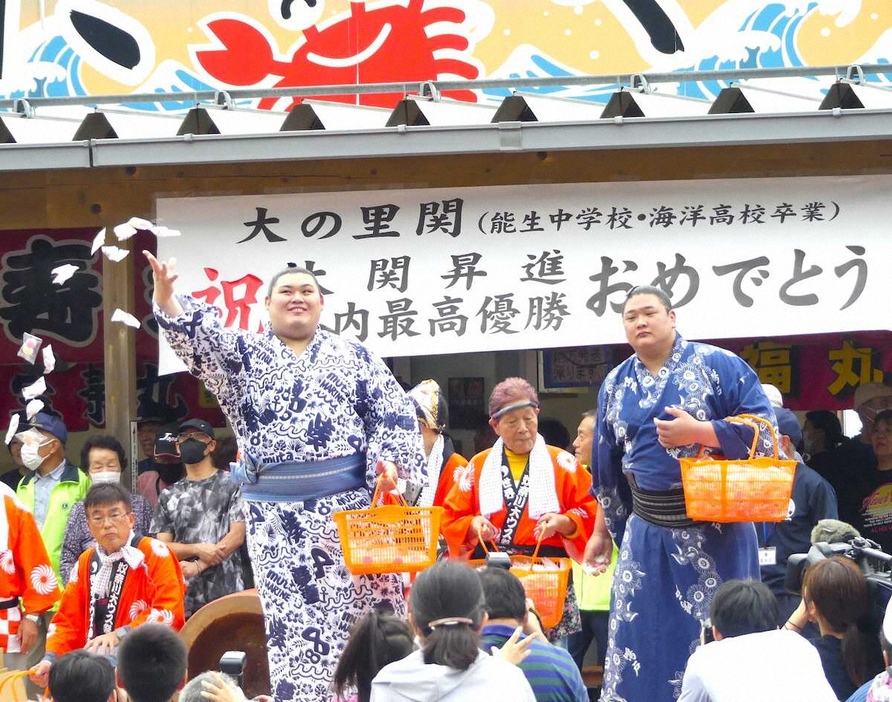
[59,435,154,585]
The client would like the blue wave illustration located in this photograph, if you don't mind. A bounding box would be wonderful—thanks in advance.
[2,36,217,112]
[485,3,892,104]
[4,5,892,111]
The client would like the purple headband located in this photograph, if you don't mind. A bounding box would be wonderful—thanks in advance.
[490,400,539,421]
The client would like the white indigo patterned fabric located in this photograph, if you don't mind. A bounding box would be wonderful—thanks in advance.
[594,334,775,702]
[156,296,426,702]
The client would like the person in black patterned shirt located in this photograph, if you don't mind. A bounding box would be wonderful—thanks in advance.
[151,418,246,618]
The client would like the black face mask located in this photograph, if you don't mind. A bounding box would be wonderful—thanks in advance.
[154,460,184,484]
[178,439,209,466]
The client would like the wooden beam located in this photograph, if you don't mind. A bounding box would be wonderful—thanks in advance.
[98,215,137,478]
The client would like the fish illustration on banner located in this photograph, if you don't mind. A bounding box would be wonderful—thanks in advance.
[1,1,890,110]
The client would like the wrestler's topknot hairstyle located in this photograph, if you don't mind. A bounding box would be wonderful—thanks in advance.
[266,264,321,298]
[622,285,672,314]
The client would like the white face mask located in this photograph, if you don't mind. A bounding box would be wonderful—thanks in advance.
[20,442,47,471]
[90,471,121,485]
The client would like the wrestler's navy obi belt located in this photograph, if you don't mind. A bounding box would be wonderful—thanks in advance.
[232,451,366,502]
[628,474,700,528]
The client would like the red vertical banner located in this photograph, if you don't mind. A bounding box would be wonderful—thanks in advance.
[0,228,224,432]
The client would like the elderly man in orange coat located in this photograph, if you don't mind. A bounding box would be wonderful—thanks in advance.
[441,377,598,640]
[30,483,185,688]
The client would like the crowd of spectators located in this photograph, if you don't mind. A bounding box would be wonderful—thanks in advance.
[9,376,892,702]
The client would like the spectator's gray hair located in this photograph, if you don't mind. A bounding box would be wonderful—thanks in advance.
[178,672,239,702]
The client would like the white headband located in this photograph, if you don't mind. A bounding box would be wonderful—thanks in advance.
[490,400,539,421]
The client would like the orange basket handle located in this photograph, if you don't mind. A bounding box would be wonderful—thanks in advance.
[475,526,499,555]
[530,529,547,561]
[476,527,547,559]
[0,670,32,701]
[692,413,780,461]
[728,413,781,460]
[370,474,409,508]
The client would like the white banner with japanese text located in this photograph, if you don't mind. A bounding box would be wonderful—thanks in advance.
[155,175,892,374]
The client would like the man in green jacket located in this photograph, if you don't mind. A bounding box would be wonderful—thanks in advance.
[15,412,90,684]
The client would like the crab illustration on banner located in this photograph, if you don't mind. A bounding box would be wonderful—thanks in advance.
[2,1,892,109]
[193,0,482,109]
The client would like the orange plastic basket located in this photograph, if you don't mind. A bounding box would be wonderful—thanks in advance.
[472,534,571,629]
[333,477,443,575]
[0,670,29,702]
[680,414,796,523]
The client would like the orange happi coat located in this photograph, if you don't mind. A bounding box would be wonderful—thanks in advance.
[0,488,61,652]
[431,452,469,508]
[441,445,598,562]
[46,537,185,657]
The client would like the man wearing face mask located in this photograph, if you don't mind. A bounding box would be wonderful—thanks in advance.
[151,419,246,618]
[15,413,91,586]
[14,412,90,687]
[1,413,30,491]
[136,426,185,509]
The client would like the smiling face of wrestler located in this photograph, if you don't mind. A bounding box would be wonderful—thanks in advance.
[265,272,324,344]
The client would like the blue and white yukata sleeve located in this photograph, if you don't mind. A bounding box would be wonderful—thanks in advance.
[349,342,427,489]
[593,373,632,547]
[704,348,779,461]
[153,294,248,401]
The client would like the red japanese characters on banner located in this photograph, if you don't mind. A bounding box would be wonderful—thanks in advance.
[192,268,264,333]
[0,229,225,433]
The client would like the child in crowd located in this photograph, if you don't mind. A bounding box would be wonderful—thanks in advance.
[46,650,117,702]
[369,560,535,701]
[332,611,415,702]
[115,624,188,702]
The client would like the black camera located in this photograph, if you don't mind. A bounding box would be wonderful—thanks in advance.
[219,651,247,689]
[785,537,892,634]
[485,552,512,570]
